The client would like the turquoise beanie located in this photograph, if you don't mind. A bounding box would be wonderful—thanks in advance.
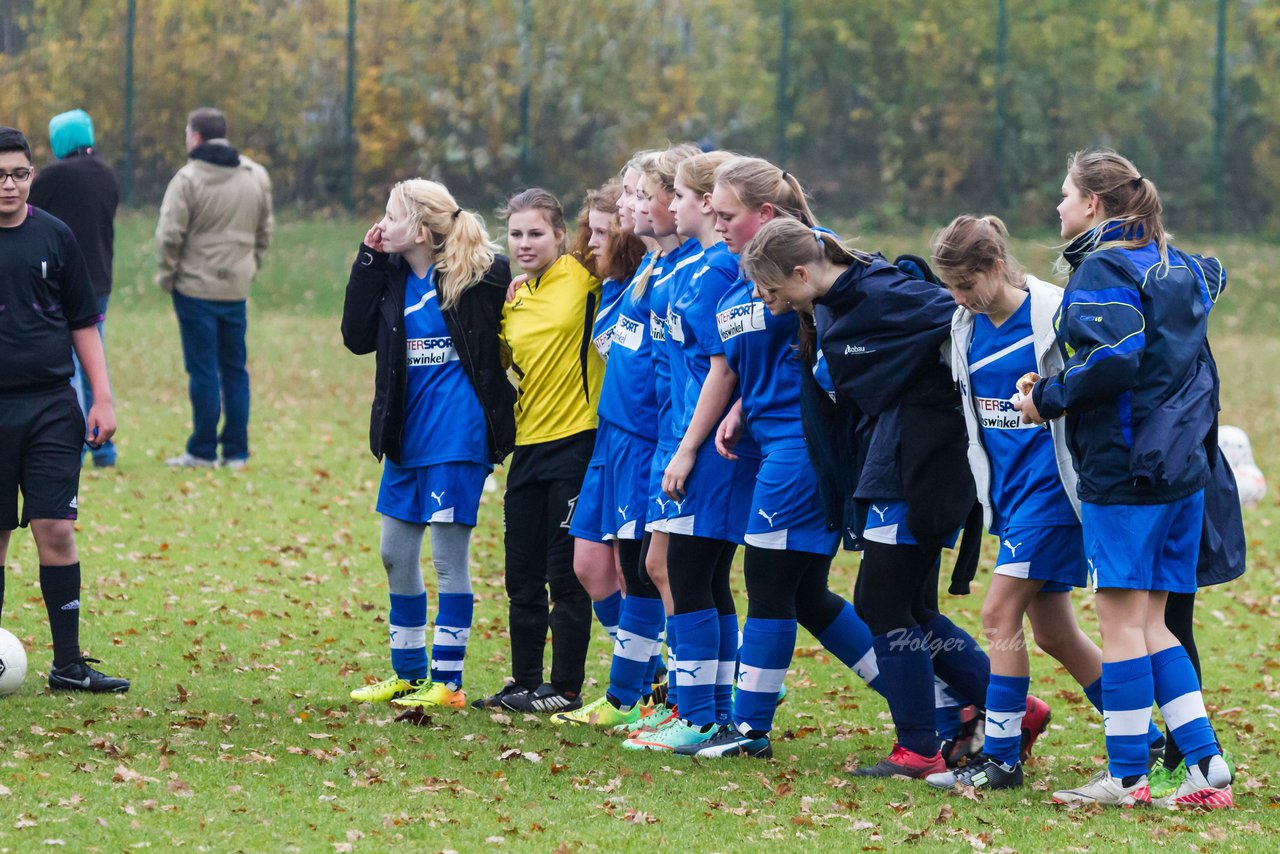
[49,109,95,158]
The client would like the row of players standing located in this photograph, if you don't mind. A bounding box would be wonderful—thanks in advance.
[340,145,1243,810]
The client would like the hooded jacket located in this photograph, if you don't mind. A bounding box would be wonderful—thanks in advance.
[948,274,1079,529]
[155,140,273,301]
[1032,224,1222,505]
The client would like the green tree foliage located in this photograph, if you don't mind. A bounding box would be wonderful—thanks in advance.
[1,0,1276,232]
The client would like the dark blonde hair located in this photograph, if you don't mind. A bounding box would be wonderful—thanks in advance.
[713,157,817,227]
[675,150,736,198]
[389,179,500,310]
[740,218,867,362]
[639,143,702,194]
[571,181,646,282]
[929,214,1024,288]
[1066,148,1169,263]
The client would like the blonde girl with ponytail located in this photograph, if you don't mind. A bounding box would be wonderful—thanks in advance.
[341,179,515,713]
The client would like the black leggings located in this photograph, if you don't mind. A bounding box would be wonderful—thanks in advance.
[1163,590,1206,767]
[853,541,941,636]
[503,434,595,694]
[666,533,736,616]
[743,546,845,636]
[618,536,660,600]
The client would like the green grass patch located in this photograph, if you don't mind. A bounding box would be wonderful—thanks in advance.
[1,213,1277,850]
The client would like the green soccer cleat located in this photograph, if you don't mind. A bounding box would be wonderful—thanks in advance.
[349,676,427,704]
[553,695,641,727]
[613,703,676,735]
[1147,763,1185,800]
[622,716,718,752]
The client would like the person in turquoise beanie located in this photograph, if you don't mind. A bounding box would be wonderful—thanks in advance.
[30,109,121,468]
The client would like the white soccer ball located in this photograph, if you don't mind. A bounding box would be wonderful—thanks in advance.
[1219,425,1267,507]
[0,628,28,697]
[1218,425,1256,472]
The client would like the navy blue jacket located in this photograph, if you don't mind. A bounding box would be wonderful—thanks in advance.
[1033,225,1222,505]
[805,255,981,589]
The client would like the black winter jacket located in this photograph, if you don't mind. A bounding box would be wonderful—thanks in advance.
[341,245,515,465]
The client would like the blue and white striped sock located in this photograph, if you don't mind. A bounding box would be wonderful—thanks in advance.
[593,590,622,645]
[716,613,739,725]
[984,674,1029,766]
[815,601,886,698]
[665,620,679,710]
[1084,676,1164,748]
[1151,646,1219,768]
[430,592,473,689]
[389,592,428,682]
[608,594,664,708]
[643,623,667,691]
[669,609,718,727]
[1103,656,1154,778]
[735,617,795,734]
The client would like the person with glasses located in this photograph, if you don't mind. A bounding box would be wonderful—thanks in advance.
[0,126,129,692]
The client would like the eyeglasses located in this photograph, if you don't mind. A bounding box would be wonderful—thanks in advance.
[0,168,34,185]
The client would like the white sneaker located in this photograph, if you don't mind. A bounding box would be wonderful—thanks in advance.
[165,452,216,468]
[1152,761,1234,810]
[219,458,248,471]
[1052,770,1150,807]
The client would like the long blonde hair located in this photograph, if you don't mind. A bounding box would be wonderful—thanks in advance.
[390,179,500,309]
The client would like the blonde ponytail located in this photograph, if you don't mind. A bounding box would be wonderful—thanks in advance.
[390,179,500,310]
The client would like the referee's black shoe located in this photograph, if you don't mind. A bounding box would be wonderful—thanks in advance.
[48,656,131,693]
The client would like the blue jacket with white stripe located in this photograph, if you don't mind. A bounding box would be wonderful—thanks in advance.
[1032,223,1225,505]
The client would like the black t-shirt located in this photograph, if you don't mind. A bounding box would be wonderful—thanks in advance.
[0,206,100,394]
[28,153,119,295]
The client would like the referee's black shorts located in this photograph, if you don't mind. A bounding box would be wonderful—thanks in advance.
[0,386,85,530]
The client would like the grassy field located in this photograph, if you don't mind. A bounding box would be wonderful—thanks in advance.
[0,211,1277,851]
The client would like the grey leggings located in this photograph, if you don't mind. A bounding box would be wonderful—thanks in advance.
[379,516,473,596]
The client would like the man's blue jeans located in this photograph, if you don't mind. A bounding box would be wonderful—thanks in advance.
[71,293,116,466]
[172,291,250,462]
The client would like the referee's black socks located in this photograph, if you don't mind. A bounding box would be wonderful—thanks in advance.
[0,564,6,624]
[40,563,81,667]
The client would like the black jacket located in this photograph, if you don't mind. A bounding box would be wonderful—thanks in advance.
[28,150,119,296]
[340,245,516,465]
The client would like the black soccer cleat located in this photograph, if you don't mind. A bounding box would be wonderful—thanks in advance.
[48,656,130,693]
[926,755,1024,790]
[500,682,583,714]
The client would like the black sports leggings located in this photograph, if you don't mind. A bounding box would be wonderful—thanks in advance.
[666,533,736,616]
[743,546,845,636]
[1163,590,1207,768]
[617,536,661,600]
[853,540,941,636]
[503,434,594,694]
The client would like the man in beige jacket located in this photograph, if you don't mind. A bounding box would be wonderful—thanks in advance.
[156,107,272,469]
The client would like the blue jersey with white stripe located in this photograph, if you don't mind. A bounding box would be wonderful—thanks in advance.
[400,267,488,466]
[968,298,1077,533]
[717,276,805,454]
[597,254,660,437]
[591,276,628,363]
[666,241,744,441]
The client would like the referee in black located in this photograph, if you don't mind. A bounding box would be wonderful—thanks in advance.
[0,127,128,692]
